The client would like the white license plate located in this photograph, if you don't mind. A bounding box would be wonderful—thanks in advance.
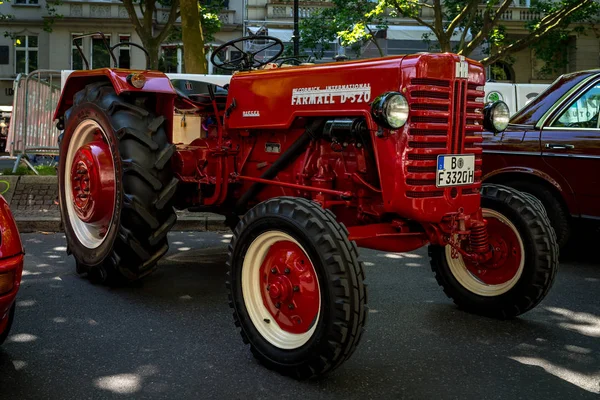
[436,154,475,187]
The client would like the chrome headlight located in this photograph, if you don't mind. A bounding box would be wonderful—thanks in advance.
[371,92,409,129]
[483,100,510,133]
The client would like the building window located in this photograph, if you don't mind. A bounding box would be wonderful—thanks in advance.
[118,35,131,69]
[15,35,38,74]
[489,61,514,82]
[160,45,182,73]
[91,34,111,68]
[14,0,39,4]
[72,34,83,70]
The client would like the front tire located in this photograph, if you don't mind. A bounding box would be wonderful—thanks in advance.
[58,82,178,283]
[429,184,558,318]
[227,197,367,379]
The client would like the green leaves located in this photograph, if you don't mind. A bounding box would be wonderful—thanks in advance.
[299,0,388,59]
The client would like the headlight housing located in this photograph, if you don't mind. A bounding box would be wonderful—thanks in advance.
[483,100,510,133]
[371,92,409,130]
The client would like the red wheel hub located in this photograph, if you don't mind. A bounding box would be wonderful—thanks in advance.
[260,240,320,334]
[464,217,522,285]
[70,139,115,228]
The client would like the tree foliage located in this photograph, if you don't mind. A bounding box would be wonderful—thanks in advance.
[299,0,600,72]
[121,0,181,69]
[120,0,221,71]
[299,0,388,59]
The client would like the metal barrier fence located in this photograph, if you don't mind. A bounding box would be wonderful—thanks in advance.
[5,70,62,173]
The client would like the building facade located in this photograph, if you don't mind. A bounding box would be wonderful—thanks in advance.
[1,0,598,106]
[0,0,244,106]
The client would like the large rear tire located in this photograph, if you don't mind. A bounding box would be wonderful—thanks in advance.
[58,82,178,283]
[428,184,558,319]
[227,197,367,379]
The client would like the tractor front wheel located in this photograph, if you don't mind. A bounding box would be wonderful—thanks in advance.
[429,184,559,318]
[58,82,178,283]
[227,197,367,379]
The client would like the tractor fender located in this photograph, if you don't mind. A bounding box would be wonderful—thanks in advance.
[54,69,177,121]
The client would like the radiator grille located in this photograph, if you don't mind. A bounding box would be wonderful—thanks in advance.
[404,73,484,199]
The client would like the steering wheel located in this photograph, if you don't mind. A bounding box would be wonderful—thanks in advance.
[210,36,284,71]
[110,42,151,69]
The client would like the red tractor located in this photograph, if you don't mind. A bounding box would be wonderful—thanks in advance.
[54,34,558,379]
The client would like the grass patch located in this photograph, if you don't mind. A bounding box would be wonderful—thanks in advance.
[1,165,57,176]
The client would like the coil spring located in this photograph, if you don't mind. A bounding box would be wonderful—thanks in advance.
[470,221,489,253]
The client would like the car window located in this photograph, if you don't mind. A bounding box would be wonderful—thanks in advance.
[551,83,600,128]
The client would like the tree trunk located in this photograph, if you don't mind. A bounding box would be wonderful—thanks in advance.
[438,34,452,53]
[180,0,207,74]
[145,41,160,70]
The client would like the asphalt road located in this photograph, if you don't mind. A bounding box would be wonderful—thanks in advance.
[0,231,598,399]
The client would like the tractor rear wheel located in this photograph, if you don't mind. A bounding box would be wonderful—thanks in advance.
[428,184,558,319]
[58,82,178,283]
[227,197,367,379]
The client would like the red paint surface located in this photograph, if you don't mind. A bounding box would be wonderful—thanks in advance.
[260,241,320,334]
[54,69,176,120]
[0,195,24,332]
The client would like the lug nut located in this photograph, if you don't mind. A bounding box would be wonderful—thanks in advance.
[266,284,271,291]
[293,286,299,292]
[271,268,277,274]
[77,169,86,174]
[74,186,81,191]
[288,303,294,310]
[284,268,290,274]
[275,302,281,309]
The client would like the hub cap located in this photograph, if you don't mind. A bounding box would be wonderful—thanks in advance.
[242,231,321,349]
[446,209,525,296]
[65,120,116,249]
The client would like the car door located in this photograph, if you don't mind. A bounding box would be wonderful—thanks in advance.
[541,79,600,219]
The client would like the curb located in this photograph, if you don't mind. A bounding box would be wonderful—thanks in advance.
[16,216,231,234]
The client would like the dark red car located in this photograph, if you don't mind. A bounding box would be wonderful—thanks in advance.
[482,70,600,248]
[0,195,24,345]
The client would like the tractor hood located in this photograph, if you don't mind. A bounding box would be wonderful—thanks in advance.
[224,53,483,130]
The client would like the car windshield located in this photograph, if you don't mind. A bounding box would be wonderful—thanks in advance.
[510,71,596,126]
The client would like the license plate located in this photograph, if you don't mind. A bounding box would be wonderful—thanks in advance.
[436,154,475,187]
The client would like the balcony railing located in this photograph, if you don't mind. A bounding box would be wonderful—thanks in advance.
[476,6,542,21]
[267,2,332,19]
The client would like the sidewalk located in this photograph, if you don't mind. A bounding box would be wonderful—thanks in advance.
[2,175,229,233]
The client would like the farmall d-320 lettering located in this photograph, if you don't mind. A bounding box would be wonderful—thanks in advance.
[55,34,558,378]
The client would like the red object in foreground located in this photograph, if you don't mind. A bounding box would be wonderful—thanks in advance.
[0,194,24,343]
[259,240,320,335]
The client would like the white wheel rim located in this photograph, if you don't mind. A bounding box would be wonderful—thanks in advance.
[445,209,525,297]
[64,119,116,249]
[242,231,321,350]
